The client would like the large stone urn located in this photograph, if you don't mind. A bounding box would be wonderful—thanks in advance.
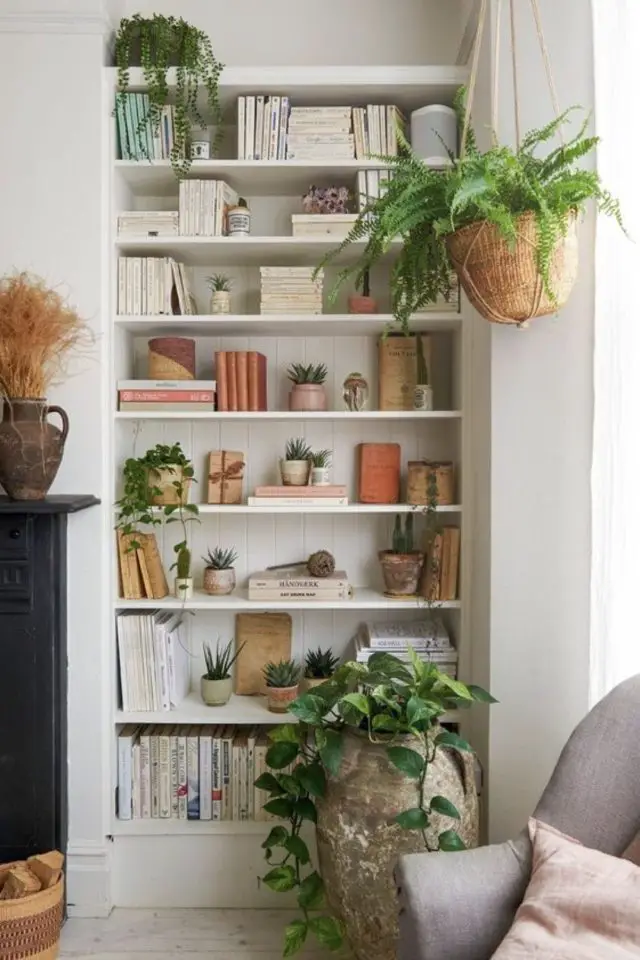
[0,399,69,500]
[315,728,478,960]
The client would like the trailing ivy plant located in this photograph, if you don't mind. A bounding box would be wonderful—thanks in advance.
[318,89,623,334]
[256,650,495,956]
[115,14,223,176]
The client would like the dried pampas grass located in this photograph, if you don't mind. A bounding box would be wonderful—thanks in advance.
[0,272,92,399]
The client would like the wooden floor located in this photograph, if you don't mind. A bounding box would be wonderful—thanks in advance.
[60,909,327,958]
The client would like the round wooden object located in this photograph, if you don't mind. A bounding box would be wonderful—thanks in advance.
[406,461,454,506]
[148,337,196,380]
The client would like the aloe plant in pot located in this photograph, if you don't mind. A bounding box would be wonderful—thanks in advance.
[280,438,312,486]
[202,546,238,596]
[379,513,424,597]
[287,362,328,412]
[310,448,332,486]
[201,638,244,705]
[263,659,301,713]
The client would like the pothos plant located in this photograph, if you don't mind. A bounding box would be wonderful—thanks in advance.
[114,14,223,176]
[255,651,495,957]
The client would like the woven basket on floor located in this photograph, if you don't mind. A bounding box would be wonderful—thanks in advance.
[0,874,63,959]
[446,211,579,326]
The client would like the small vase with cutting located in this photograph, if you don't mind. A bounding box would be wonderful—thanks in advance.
[263,659,301,713]
[0,272,91,500]
[287,362,328,412]
[201,638,244,706]
[310,448,332,486]
[202,546,238,596]
[279,438,312,486]
[379,513,424,597]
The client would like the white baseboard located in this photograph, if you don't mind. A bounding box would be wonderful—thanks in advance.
[66,842,112,918]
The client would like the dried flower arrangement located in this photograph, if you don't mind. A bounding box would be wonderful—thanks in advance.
[302,185,351,215]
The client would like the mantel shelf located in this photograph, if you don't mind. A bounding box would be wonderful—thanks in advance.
[0,495,100,515]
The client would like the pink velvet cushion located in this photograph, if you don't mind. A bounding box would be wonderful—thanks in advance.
[492,818,640,958]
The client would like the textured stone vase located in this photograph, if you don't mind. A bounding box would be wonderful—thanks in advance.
[316,729,479,960]
[0,399,69,500]
[203,566,236,596]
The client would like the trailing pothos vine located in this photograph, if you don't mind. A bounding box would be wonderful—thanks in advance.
[255,652,495,956]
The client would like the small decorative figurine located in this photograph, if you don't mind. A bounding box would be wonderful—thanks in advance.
[342,372,369,412]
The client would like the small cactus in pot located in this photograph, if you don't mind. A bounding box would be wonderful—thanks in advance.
[173,545,193,600]
[303,646,339,691]
[263,658,301,713]
[379,513,425,597]
[202,546,238,596]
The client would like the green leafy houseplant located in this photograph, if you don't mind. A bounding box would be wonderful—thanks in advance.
[114,14,223,176]
[286,362,328,385]
[256,650,495,956]
[304,647,339,680]
[319,91,623,332]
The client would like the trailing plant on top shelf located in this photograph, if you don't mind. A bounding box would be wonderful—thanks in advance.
[318,89,623,331]
[114,14,223,177]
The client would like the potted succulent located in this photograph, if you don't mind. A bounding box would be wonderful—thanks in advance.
[303,646,340,691]
[206,274,232,314]
[286,362,328,412]
[280,438,312,486]
[263,659,301,713]
[172,545,193,599]
[202,546,238,596]
[201,638,244,705]
[0,272,91,500]
[310,449,332,486]
[114,14,223,176]
[319,91,623,330]
[348,270,377,314]
[379,513,424,597]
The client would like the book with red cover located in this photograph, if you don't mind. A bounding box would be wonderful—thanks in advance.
[227,353,238,411]
[236,351,249,411]
[248,352,268,411]
[357,443,401,503]
[215,352,228,411]
[255,484,347,497]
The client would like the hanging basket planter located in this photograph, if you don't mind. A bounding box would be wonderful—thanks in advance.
[447,211,579,326]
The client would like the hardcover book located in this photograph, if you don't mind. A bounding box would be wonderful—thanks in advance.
[357,443,401,503]
[235,612,292,695]
[378,334,433,411]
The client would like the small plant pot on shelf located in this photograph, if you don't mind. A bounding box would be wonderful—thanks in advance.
[348,294,378,314]
[203,566,236,596]
[200,675,233,706]
[311,467,330,486]
[174,577,194,600]
[210,291,230,315]
[378,551,425,597]
[266,685,300,714]
[147,466,190,506]
[280,459,310,486]
[289,384,327,412]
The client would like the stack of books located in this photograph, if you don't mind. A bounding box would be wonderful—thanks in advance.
[178,180,239,236]
[117,724,286,822]
[248,565,352,601]
[354,619,458,677]
[237,95,291,160]
[286,106,354,160]
[260,267,324,315]
[248,484,348,507]
[352,105,406,158]
[116,257,194,316]
[291,213,358,239]
[117,211,179,238]
[214,351,267,411]
[116,612,190,712]
[116,93,177,160]
[117,379,216,413]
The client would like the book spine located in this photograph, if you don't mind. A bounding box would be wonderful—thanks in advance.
[117,735,132,820]
[222,736,231,820]
[140,733,151,819]
[119,391,215,403]
[262,97,271,162]
[199,733,212,820]
[150,732,160,818]
[215,352,228,411]
[253,747,265,821]
[158,732,171,818]
[132,741,141,819]
[187,729,200,820]
[269,96,280,160]
[123,94,137,161]
[258,354,267,411]
[177,731,188,820]
[115,95,130,160]
[277,97,290,159]
[227,353,238,411]
[248,587,351,600]
[247,496,348,506]
[247,351,259,411]
[239,743,248,821]
[237,97,245,159]
[245,96,255,163]
[232,745,240,820]
[211,735,221,821]
[236,351,249,411]
[170,730,179,818]
[250,575,349,589]
[255,95,265,159]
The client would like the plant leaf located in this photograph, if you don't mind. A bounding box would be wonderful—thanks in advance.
[285,834,310,865]
[387,745,425,780]
[318,728,344,777]
[430,795,460,819]
[308,915,343,951]
[294,797,317,823]
[261,825,288,850]
[268,725,300,743]
[436,675,473,700]
[266,741,300,770]
[340,692,370,715]
[468,684,498,703]
[283,920,308,958]
[406,695,431,725]
[395,807,429,830]
[438,829,467,852]
[295,762,327,798]
[298,870,324,909]
[254,772,285,795]
[435,730,473,753]
[263,797,294,819]
[288,693,326,723]
[262,864,296,892]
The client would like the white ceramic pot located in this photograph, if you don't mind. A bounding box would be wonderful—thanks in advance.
[280,459,310,486]
[311,467,330,486]
[174,577,194,600]
[203,567,236,596]
[413,384,434,411]
[200,675,233,706]
[210,291,231,315]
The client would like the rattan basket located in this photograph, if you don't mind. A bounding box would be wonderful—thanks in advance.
[0,874,63,959]
[446,211,579,326]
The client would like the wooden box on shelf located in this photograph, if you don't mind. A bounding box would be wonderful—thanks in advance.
[207,450,245,505]
[407,460,455,506]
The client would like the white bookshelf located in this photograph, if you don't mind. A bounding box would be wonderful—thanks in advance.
[107,61,471,909]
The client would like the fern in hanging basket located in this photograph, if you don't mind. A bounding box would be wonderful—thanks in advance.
[114,14,223,177]
[319,93,623,329]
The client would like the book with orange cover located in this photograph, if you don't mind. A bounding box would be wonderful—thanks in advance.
[248,352,268,411]
[357,443,401,503]
[215,352,228,411]
[227,352,238,411]
[236,351,249,411]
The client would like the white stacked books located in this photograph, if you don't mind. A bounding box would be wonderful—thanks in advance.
[352,105,406,158]
[286,106,355,160]
[116,611,191,712]
[354,619,458,677]
[117,211,179,237]
[117,257,194,315]
[178,180,239,236]
[260,266,324,315]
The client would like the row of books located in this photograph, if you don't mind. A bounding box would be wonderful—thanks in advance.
[116,93,176,161]
[236,100,404,160]
[214,351,267,411]
[116,612,190,712]
[117,531,170,602]
[117,380,217,412]
[423,526,461,603]
[178,180,239,237]
[116,257,194,316]
[354,619,458,677]
[248,565,352,601]
[117,724,277,822]
[260,266,323,316]
[248,484,348,507]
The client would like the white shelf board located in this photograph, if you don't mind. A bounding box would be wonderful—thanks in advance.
[111,819,272,837]
[115,410,462,421]
[116,691,296,725]
[109,65,468,110]
[144,503,462,515]
[114,588,461,612]
[115,235,400,267]
[114,312,461,337]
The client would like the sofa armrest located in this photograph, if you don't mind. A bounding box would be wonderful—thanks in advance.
[395,835,531,960]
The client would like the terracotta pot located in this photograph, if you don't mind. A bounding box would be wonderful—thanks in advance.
[378,551,425,597]
[147,465,190,505]
[289,384,327,412]
[0,399,69,500]
[201,675,233,706]
[266,685,299,714]
[210,291,230,315]
[280,459,310,486]
[302,676,331,693]
[348,294,378,314]
[174,577,193,600]
[316,729,479,960]
[203,567,236,596]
